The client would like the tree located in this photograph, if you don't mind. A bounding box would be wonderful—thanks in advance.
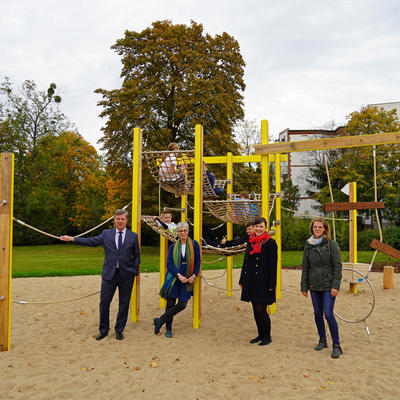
[15,131,107,244]
[95,20,246,211]
[309,106,400,225]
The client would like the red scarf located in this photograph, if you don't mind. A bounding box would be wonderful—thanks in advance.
[249,232,270,255]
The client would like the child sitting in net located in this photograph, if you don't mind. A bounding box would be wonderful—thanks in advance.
[153,211,178,236]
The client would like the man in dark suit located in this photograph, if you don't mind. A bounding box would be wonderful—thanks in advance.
[60,209,140,341]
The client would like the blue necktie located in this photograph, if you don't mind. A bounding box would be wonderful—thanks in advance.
[118,231,123,250]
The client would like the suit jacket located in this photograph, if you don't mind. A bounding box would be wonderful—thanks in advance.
[75,228,140,280]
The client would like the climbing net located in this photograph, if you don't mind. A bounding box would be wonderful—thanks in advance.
[143,150,227,198]
[142,215,247,255]
[203,194,267,226]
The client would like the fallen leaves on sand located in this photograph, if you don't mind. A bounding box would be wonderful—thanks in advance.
[250,376,260,382]
[150,361,158,368]
[135,366,141,371]
[80,311,86,315]
[303,374,309,378]
[80,367,94,372]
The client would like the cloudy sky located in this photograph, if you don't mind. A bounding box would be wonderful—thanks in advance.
[1,0,399,152]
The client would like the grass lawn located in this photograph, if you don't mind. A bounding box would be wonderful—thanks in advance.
[11,244,397,278]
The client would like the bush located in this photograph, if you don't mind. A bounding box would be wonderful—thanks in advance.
[358,226,400,250]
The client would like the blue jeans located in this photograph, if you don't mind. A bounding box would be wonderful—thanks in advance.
[310,290,340,345]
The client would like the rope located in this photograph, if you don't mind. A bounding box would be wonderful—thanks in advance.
[281,206,349,221]
[13,201,132,239]
[201,273,241,291]
[202,257,224,264]
[201,270,226,279]
[12,290,100,305]
[324,155,337,241]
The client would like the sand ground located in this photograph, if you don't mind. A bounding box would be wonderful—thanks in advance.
[1,269,399,400]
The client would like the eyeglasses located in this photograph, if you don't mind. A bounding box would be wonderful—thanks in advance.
[177,230,188,233]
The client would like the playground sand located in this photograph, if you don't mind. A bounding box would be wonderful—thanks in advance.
[1,270,399,400]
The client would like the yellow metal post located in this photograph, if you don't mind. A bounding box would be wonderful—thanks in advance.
[131,128,142,322]
[349,182,358,294]
[0,153,14,351]
[274,153,282,300]
[193,124,203,328]
[181,194,187,222]
[159,236,168,308]
[226,152,233,296]
[261,120,270,228]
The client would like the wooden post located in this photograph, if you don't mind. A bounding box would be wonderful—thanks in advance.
[131,128,142,322]
[383,266,394,289]
[0,153,14,351]
[349,182,358,294]
[226,152,233,297]
[193,124,203,328]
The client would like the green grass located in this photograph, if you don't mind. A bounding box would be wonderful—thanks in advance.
[11,245,397,278]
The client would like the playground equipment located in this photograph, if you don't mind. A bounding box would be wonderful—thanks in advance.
[2,124,400,350]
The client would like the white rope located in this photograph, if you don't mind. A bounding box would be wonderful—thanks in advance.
[202,257,224,264]
[13,201,132,239]
[12,290,100,305]
[201,273,241,291]
[281,206,349,221]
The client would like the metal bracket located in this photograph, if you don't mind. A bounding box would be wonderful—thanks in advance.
[0,200,7,207]
[0,296,5,301]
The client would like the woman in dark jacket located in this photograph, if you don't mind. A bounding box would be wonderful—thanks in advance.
[154,222,200,338]
[301,217,343,358]
[239,217,277,346]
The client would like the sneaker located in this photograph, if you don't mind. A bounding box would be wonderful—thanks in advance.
[331,344,343,358]
[314,340,328,351]
[153,317,162,335]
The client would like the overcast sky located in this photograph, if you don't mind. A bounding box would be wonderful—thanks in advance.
[1,0,399,152]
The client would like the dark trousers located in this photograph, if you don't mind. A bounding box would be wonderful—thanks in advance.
[251,302,271,340]
[310,290,340,345]
[99,269,135,334]
[159,297,188,330]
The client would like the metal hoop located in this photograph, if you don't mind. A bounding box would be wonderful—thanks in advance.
[334,268,376,324]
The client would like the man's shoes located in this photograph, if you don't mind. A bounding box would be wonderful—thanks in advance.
[165,329,173,338]
[154,318,162,335]
[116,332,124,340]
[331,344,343,358]
[95,332,108,341]
[249,336,262,344]
[258,338,272,346]
[314,339,328,351]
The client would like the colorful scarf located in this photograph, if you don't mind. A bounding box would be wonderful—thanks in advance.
[173,238,195,291]
[249,232,270,255]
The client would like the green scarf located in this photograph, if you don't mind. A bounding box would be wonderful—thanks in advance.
[173,238,195,292]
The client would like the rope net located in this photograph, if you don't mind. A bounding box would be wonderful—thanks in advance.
[204,195,266,226]
[141,215,247,255]
[143,150,227,198]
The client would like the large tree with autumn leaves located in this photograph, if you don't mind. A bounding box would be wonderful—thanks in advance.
[96,20,246,214]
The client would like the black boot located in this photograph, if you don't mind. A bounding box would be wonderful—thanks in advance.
[331,344,343,358]
[314,339,328,351]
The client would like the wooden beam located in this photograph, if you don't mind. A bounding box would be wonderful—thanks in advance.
[0,153,14,351]
[370,238,400,260]
[325,201,385,212]
[255,131,400,154]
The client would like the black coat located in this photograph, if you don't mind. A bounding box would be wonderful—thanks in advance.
[239,238,277,304]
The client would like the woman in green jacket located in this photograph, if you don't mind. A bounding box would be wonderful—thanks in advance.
[301,218,343,358]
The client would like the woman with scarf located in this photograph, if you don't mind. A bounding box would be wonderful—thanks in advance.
[154,221,200,338]
[301,218,343,358]
[239,217,277,346]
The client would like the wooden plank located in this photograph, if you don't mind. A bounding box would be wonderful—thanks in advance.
[255,131,400,154]
[370,238,400,260]
[0,153,14,351]
[325,201,385,211]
